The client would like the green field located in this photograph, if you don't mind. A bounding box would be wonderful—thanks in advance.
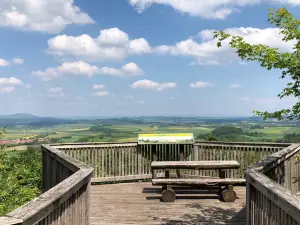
[4,125,214,142]
[3,121,300,146]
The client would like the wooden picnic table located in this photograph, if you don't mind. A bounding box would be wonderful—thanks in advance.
[151,160,244,202]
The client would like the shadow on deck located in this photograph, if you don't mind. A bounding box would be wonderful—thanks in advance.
[91,182,246,225]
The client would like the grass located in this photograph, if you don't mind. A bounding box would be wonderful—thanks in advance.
[2,123,299,145]
[116,137,137,142]
[2,150,19,157]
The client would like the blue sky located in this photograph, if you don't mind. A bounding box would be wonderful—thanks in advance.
[0,0,299,117]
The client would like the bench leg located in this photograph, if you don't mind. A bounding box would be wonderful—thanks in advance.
[220,185,237,202]
[162,187,176,202]
[218,169,226,194]
[165,169,170,178]
[162,170,170,193]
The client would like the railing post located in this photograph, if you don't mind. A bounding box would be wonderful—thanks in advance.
[85,180,91,225]
[42,147,50,192]
[246,173,251,225]
[193,145,198,161]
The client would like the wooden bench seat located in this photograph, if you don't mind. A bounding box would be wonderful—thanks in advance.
[152,178,246,186]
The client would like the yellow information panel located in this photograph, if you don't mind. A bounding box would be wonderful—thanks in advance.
[138,133,194,144]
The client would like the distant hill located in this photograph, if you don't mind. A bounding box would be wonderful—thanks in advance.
[0,113,75,127]
[0,113,40,119]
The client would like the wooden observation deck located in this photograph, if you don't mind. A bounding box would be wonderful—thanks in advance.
[1,141,300,225]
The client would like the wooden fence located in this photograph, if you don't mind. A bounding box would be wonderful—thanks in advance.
[0,144,94,225]
[53,141,288,182]
[2,141,300,225]
[245,143,300,225]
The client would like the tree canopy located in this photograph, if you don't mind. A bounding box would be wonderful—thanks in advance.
[214,7,300,120]
[0,128,42,216]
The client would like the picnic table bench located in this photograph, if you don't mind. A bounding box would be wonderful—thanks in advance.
[151,160,245,202]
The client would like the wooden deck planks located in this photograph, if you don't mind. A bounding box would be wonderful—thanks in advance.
[91,182,246,225]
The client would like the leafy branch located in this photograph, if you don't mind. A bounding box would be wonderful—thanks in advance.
[214,7,300,120]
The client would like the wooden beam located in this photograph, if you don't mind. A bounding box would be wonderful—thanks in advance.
[248,144,300,173]
[246,170,300,222]
[194,141,290,148]
[92,174,152,183]
[152,178,246,186]
[151,160,240,169]
[8,169,93,224]
[51,142,138,149]
[0,217,23,225]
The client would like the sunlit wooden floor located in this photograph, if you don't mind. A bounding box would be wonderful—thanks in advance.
[90,182,246,225]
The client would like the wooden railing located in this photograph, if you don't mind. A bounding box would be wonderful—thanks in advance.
[0,144,94,225]
[2,141,299,225]
[52,141,288,182]
[245,143,300,225]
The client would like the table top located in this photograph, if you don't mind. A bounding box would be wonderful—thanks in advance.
[151,161,240,169]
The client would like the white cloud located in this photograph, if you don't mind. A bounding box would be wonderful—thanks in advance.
[12,58,24,65]
[190,81,214,88]
[155,27,296,65]
[0,0,94,33]
[0,86,15,94]
[32,61,144,81]
[131,79,159,89]
[32,68,59,81]
[128,38,151,54]
[0,58,10,67]
[48,26,292,65]
[156,82,177,91]
[48,28,151,61]
[0,77,22,94]
[47,87,64,98]
[131,79,177,91]
[230,84,241,88]
[98,28,129,45]
[92,91,110,97]
[0,58,25,66]
[58,61,99,76]
[48,87,63,93]
[121,62,144,75]
[129,0,300,19]
[0,77,23,86]
[98,67,122,76]
[93,84,105,90]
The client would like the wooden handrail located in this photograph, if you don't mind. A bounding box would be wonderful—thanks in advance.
[0,144,94,225]
[245,143,300,225]
[50,141,290,148]
[54,142,285,182]
[194,141,290,147]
